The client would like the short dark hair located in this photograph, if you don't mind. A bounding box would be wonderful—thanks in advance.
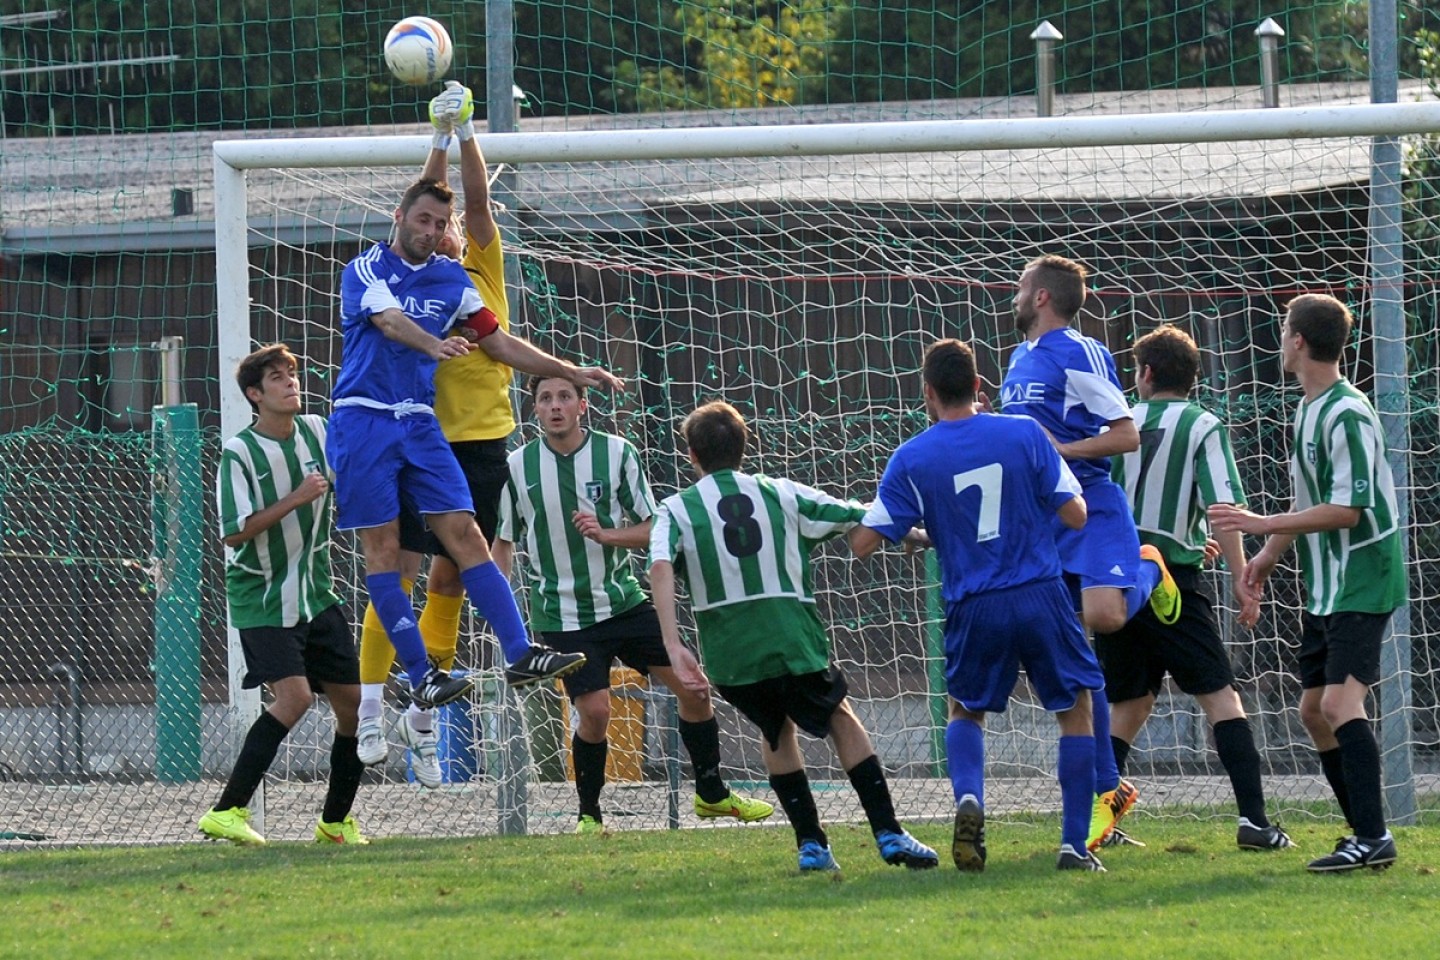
[1026,254,1088,319]
[1285,294,1352,363]
[1132,324,1200,395]
[399,177,455,214]
[236,344,297,411]
[527,374,587,400]
[923,339,977,406]
[682,401,747,472]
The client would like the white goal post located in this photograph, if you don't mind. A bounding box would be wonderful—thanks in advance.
[211,99,1440,839]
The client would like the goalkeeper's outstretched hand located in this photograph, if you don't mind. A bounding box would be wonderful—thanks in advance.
[429,81,476,145]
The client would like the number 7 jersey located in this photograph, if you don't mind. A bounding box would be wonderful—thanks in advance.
[863,413,1082,605]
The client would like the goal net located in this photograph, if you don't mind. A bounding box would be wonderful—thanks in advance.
[5,94,1440,844]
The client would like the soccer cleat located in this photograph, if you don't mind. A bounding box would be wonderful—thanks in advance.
[504,645,587,688]
[356,716,389,766]
[951,794,987,873]
[315,814,369,845]
[410,669,473,709]
[1306,833,1397,873]
[876,829,940,870]
[1086,778,1139,851]
[1057,844,1106,872]
[798,840,840,872]
[1099,827,1146,848]
[575,815,606,835]
[694,791,775,822]
[1236,818,1293,851]
[398,715,442,789]
[1140,544,1182,625]
[198,807,266,846]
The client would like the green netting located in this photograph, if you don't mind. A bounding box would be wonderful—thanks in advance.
[3,2,1440,843]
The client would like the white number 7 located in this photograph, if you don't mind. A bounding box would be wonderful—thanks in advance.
[953,463,1003,542]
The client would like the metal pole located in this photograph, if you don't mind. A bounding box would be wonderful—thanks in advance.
[1031,22,1062,118]
[487,0,529,836]
[1255,18,1285,109]
[1367,0,1417,826]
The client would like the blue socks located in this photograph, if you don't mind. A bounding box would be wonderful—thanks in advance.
[945,717,986,807]
[1058,734,1097,853]
[1126,559,1162,622]
[459,560,531,663]
[365,572,430,687]
[1091,685,1120,793]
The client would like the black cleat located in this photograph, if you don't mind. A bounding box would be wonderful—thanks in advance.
[951,795,987,873]
[505,645,587,688]
[1100,827,1147,848]
[1306,833,1397,873]
[1236,818,1293,851]
[410,669,474,709]
[1057,844,1106,872]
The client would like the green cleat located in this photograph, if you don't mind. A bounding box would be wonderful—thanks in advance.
[1086,779,1138,852]
[694,791,775,822]
[199,807,266,846]
[315,815,369,845]
[574,815,606,835]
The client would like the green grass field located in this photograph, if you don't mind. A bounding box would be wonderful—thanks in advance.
[3,813,1436,960]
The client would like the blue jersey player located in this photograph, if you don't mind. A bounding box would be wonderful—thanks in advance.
[998,254,1181,850]
[854,339,1106,872]
[328,178,586,711]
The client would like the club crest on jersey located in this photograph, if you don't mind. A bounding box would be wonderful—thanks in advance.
[585,481,606,501]
[1305,442,1318,465]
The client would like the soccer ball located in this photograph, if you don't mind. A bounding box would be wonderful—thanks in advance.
[383,17,453,86]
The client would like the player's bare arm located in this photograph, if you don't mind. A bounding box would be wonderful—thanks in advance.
[572,513,651,549]
[648,560,709,693]
[371,306,474,359]
[223,471,329,549]
[1057,492,1087,530]
[1055,416,1139,461]
[1208,501,1360,537]
[471,326,624,389]
[490,537,515,579]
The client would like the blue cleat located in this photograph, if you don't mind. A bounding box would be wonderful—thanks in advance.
[877,829,939,870]
[798,839,840,872]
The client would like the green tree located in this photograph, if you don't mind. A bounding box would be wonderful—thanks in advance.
[611,0,835,111]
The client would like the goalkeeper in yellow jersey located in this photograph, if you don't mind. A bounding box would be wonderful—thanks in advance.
[354,82,623,784]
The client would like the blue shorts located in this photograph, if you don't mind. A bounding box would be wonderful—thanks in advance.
[327,407,474,531]
[1056,480,1141,592]
[943,579,1103,714]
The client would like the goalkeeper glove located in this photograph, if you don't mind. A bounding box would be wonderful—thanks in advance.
[429,81,475,148]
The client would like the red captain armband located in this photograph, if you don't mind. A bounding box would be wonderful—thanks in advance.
[457,306,499,341]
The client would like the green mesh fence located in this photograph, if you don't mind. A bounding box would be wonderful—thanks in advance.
[2,2,1440,844]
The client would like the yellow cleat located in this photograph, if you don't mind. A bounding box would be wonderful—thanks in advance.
[314,814,369,845]
[1140,545,1182,625]
[199,807,266,846]
[1086,779,1139,852]
[694,791,775,822]
[574,815,607,835]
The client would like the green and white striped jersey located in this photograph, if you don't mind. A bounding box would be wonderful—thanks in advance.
[1113,398,1245,568]
[497,431,654,632]
[649,470,865,686]
[216,414,340,629]
[1289,379,1407,615]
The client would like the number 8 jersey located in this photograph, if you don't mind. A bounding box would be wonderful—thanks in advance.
[649,470,864,685]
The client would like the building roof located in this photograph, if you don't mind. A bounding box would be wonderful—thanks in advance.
[1,81,1432,254]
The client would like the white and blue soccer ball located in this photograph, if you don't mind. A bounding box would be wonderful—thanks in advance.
[384,16,453,86]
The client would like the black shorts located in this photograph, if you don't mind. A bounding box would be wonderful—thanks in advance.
[715,667,850,752]
[540,602,671,699]
[1095,566,1235,701]
[1298,610,1391,689]
[237,604,358,690]
[399,438,510,557]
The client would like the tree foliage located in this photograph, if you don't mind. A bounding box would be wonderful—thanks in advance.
[611,0,833,111]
